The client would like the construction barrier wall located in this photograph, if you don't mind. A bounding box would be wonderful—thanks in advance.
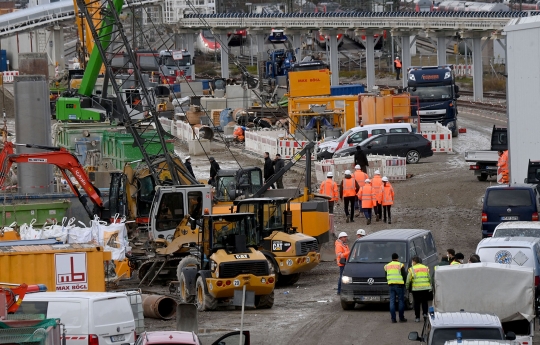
[315,155,407,184]
[244,130,314,160]
[419,122,453,153]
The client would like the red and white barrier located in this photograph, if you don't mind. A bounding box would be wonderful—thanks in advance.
[1,71,19,83]
[455,64,473,77]
[419,123,453,153]
[315,155,407,184]
[245,129,314,160]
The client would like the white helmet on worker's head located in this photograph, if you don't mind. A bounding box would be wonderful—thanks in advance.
[357,229,366,236]
[344,170,352,175]
[338,231,348,239]
[327,172,334,178]
[396,56,400,59]
[382,176,389,182]
[355,165,361,170]
[365,178,371,183]
[374,170,381,175]
[185,156,191,161]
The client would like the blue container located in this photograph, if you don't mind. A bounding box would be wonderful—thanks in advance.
[0,50,7,72]
[171,84,181,93]
[330,84,365,96]
[201,79,210,90]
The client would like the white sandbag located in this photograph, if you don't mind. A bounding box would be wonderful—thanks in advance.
[20,219,42,240]
[1,222,17,235]
[67,221,95,244]
[93,214,129,261]
[42,217,75,243]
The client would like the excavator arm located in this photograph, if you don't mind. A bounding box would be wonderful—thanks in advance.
[0,141,103,219]
[252,141,316,198]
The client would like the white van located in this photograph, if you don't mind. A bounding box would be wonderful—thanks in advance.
[476,237,540,297]
[17,292,137,345]
[316,123,413,160]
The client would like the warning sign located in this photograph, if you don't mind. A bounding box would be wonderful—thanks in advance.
[55,253,88,291]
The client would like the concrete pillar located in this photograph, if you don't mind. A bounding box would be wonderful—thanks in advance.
[217,33,229,78]
[14,75,54,194]
[472,36,483,102]
[327,30,339,86]
[361,30,376,92]
[256,33,265,57]
[52,26,64,75]
[400,34,411,88]
[292,32,302,62]
[174,33,183,49]
[437,36,447,66]
[185,32,195,58]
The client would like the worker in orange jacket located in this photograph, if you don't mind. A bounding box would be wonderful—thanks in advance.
[497,150,509,184]
[353,165,369,217]
[335,231,350,295]
[371,170,383,222]
[340,170,360,223]
[381,176,395,224]
[394,56,402,80]
[357,178,375,225]
[233,126,245,142]
[319,172,339,214]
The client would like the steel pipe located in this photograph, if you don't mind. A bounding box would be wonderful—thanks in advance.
[141,294,177,320]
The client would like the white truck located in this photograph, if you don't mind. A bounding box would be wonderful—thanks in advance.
[408,263,534,345]
[464,125,507,181]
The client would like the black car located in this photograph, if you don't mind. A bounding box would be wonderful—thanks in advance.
[332,133,433,164]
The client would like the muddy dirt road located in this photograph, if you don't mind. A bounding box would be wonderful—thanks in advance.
[133,108,524,345]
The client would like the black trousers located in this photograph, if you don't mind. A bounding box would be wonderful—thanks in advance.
[373,202,382,218]
[328,201,334,214]
[396,68,401,80]
[383,205,392,220]
[344,196,356,220]
[412,290,430,318]
[276,177,284,189]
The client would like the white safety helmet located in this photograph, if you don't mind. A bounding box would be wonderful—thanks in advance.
[396,56,400,59]
[185,156,191,161]
[357,229,366,236]
[327,172,334,178]
[374,170,381,175]
[382,176,389,182]
[338,231,348,238]
[365,178,371,183]
[355,165,361,170]
[344,170,352,175]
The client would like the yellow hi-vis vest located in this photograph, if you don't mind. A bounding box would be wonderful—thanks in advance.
[384,261,405,285]
[409,264,431,291]
[450,261,460,266]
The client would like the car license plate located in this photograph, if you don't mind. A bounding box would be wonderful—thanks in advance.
[501,216,519,221]
[487,166,498,170]
[360,296,380,302]
[111,335,125,342]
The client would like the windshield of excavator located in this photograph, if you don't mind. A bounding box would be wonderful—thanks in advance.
[211,215,258,249]
[263,202,284,232]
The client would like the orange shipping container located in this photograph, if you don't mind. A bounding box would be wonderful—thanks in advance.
[0,244,111,292]
[288,69,331,98]
[360,94,412,125]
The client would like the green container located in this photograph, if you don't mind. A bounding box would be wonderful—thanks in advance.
[55,123,117,151]
[0,200,71,227]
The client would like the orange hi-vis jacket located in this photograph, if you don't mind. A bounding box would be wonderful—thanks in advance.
[381,183,395,206]
[357,184,375,208]
[335,239,350,267]
[320,179,339,201]
[371,175,383,203]
[354,170,369,188]
[497,150,509,184]
[342,177,357,197]
[394,59,402,68]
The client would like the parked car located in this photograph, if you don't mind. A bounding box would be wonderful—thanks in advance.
[136,331,249,345]
[481,184,539,238]
[316,123,413,160]
[333,133,433,164]
[340,229,438,310]
[492,221,540,238]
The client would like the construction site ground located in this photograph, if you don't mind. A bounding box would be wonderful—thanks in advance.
[129,106,532,345]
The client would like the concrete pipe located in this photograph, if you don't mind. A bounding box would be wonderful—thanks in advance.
[195,125,214,140]
[141,294,177,320]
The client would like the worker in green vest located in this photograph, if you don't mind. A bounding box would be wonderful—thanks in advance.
[384,253,407,323]
[406,256,432,323]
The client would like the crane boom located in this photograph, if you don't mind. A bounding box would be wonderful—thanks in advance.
[77,0,182,186]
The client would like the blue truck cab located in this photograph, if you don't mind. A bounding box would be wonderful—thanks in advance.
[407,65,460,137]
